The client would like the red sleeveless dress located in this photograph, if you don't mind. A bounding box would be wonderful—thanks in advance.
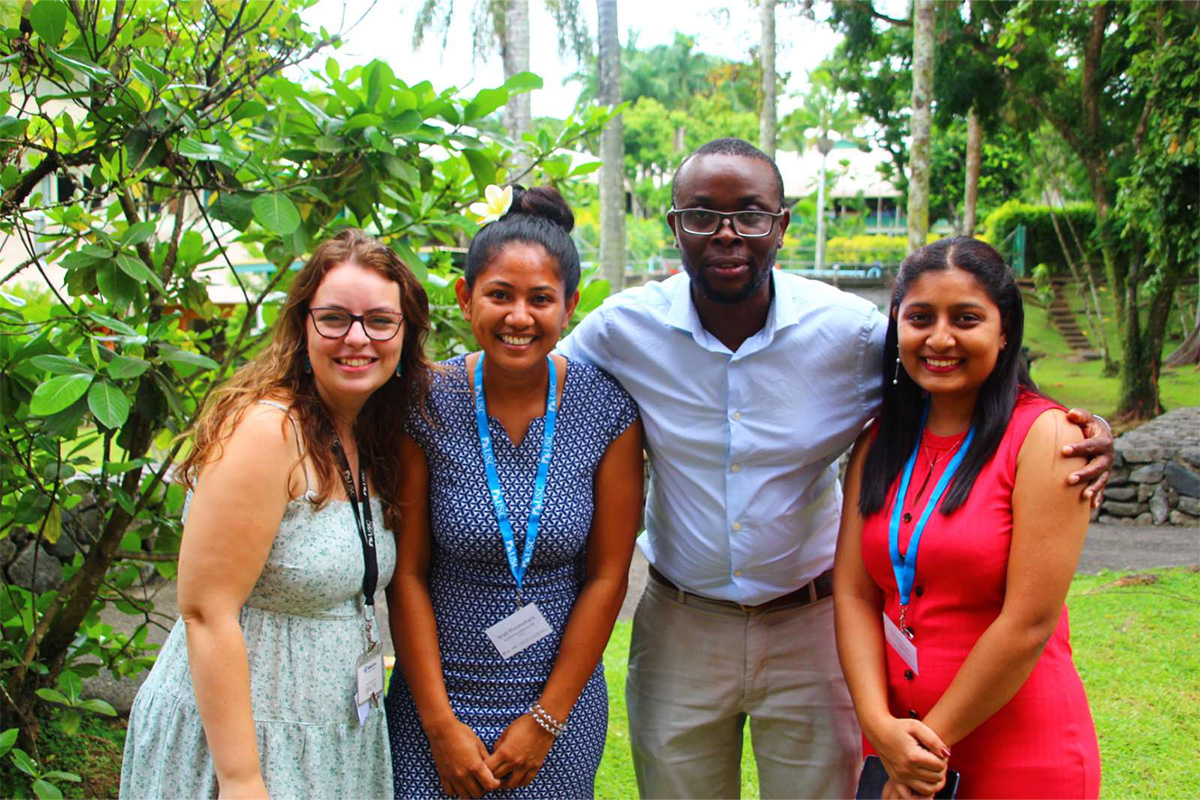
[860,391,1101,798]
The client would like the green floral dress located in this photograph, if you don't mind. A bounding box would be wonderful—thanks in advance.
[119,481,396,798]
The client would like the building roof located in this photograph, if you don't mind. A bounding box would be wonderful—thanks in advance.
[776,141,901,201]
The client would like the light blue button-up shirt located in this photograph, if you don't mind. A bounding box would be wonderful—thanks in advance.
[558,271,887,605]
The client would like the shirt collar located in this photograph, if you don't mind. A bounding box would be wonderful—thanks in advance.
[665,270,804,343]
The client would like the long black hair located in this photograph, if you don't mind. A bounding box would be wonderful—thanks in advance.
[465,184,580,296]
[859,237,1041,517]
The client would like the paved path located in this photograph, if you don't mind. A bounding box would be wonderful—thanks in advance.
[87,520,1197,713]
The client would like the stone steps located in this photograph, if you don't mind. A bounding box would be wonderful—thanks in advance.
[1047,282,1101,361]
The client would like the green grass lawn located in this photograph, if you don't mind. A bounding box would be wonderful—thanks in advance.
[4,567,1196,798]
[1022,286,1199,419]
[597,566,1200,800]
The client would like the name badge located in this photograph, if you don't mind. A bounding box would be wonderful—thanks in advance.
[354,643,384,726]
[485,602,553,660]
[883,612,919,676]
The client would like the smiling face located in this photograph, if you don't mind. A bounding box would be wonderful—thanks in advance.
[305,261,404,408]
[896,266,1006,404]
[455,241,580,373]
[669,153,788,306]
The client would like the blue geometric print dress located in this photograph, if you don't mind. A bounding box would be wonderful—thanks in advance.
[385,355,639,799]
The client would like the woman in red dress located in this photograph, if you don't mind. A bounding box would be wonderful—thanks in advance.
[834,237,1101,799]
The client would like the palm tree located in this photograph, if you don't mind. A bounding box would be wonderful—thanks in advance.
[780,69,865,270]
[597,0,625,291]
[908,0,935,254]
[760,0,777,159]
[413,0,590,170]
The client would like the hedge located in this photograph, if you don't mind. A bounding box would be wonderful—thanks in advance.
[983,200,1099,276]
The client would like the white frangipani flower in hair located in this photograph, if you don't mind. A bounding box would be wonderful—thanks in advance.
[468,184,513,225]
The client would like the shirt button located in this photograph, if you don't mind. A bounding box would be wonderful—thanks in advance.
[908,709,919,719]
[732,522,742,531]
[731,464,741,473]
[732,411,742,421]
[902,512,912,523]
[904,669,914,681]
[734,570,743,577]
[915,585,924,597]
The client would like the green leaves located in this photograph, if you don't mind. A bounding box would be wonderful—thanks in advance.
[464,87,509,123]
[116,253,165,293]
[0,728,16,758]
[252,193,301,235]
[30,374,92,416]
[160,346,220,371]
[87,380,130,429]
[463,149,497,191]
[504,71,544,93]
[30,2,69,48]
[107,355,151,378]
[27,355,92,375]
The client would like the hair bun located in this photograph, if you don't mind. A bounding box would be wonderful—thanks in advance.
[506,184,574,234]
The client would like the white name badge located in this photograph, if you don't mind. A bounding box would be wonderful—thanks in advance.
[485,602,553,660]
[883,612,919,676]
[354,644,385,726]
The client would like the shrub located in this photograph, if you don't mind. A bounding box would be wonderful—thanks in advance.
[825,234,909,264]
[982,200,1099,276]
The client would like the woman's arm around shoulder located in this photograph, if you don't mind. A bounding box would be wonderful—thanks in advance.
[921,407,1089,747]
[835,430,949,798]
[485,418,644,790]
[177,403,298,799]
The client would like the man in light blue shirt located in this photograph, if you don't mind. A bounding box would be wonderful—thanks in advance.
[558,138,1111,798]
[558,138,877,797]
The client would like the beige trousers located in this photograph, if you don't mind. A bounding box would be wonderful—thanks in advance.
[626,579,862,799]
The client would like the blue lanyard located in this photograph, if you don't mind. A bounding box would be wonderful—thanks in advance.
[888,404,976,617]
[473,353,559,605]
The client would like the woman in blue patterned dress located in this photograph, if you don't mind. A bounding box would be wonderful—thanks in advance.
[386,185,644,799]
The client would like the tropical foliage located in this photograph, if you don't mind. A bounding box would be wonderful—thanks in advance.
[0,5,615,794]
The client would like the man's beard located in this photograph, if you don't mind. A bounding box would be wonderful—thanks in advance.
[683,249,776,305]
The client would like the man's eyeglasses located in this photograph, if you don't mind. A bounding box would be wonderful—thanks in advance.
[308,307,404,341]
[669,207,785,238]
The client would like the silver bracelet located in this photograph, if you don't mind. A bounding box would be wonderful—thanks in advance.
[529,702,567,736]
[1094,414,1113,435]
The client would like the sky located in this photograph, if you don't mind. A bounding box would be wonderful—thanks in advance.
[301,0,845,119]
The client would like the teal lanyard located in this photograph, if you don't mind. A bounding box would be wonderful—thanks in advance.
[888,403,975,633]
[473,354,559,607]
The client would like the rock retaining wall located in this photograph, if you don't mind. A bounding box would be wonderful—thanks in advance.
[1098,407,1200,527]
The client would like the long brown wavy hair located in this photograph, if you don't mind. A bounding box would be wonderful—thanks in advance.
[178,228,432,533]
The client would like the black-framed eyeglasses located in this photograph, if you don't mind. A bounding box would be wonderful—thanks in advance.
[669,207,785,238]
[308,307,404,341]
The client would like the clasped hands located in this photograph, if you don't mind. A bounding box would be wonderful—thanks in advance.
[428,714,554,799]
[871,716,951,800]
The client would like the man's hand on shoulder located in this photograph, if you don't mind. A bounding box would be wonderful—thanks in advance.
[1062,408,1114,509]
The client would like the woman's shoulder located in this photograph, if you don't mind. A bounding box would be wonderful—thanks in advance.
[422,355,471,401]
[564,357,632,401]
[1010,389,1082,458]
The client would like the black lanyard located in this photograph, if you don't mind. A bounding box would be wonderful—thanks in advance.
[332,436,378,608]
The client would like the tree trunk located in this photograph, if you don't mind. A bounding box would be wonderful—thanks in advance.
[759,0,777,160]
[815,148,828,270]
[907,0,935,254]
[503,0,533,176]
[1116,251,1177,420]
[597,0,625,292]
[962,105,982,236]
[1165,291,1200,367]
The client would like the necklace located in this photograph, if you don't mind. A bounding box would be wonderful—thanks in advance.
[910,432,968,504]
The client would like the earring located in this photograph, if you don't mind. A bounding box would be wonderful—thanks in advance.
[394,360,403,378]
[303,355,312,373]
[1000,338,1007,350]
[892,356,901,385]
